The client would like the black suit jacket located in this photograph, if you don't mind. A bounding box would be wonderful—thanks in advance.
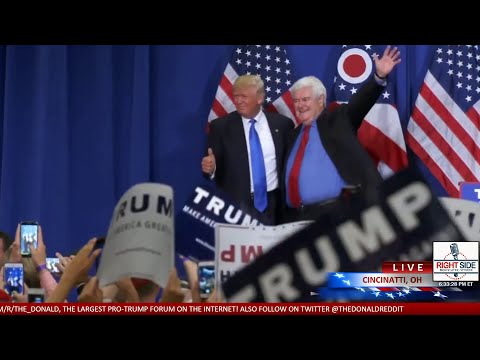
[285,76,384,205]
[206,111,294,207]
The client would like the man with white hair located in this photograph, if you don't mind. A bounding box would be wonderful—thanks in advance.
[284,46,401,222]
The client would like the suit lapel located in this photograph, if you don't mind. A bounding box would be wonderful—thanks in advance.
[316,109,337,159]
[282,125,302,189]
[231,112,250,186]
[265,112,282,169]
[286,125,302,157]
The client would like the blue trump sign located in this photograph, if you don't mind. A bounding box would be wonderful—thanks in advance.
[176,180,262,262]
[459,182,480,203]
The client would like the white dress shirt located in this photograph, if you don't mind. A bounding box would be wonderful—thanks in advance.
[242,109,278,193]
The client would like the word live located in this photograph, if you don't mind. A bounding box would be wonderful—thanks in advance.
[382,261,433,273]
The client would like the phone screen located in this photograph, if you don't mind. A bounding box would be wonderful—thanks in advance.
[3,263,24,295]
[20,222,39,257]
[198,262,215,299]
[46,257,60,274]
[28,289,45,303]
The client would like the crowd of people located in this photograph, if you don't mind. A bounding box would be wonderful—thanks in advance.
[0,225,220,303]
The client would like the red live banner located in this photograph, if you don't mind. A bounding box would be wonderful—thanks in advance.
[1,303,480,315]
[382,261,433,273]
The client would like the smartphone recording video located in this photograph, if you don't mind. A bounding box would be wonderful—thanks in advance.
[46,257,61,274]
[95,236,106,250]
[28,288,45,303]
[94,236,106,271]
[3,263,24,295]
[198,261,215,299]
[20,221,39,257]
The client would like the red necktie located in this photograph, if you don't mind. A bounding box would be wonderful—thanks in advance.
[288,125,311,208]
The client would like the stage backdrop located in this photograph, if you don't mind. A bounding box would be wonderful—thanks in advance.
[0,45,448,256]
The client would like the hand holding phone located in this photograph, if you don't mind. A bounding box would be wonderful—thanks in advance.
[20,221,39,257]
[198,261,215,299]
[3,263,24,295]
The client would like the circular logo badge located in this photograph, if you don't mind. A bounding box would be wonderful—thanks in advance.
[337,48,372,84]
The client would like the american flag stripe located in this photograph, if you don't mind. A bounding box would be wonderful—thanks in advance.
[362,104,407,153]
[407,45,480,196]
[219,76,234,104]
[407,128,460,196]
[377,163,394,178]
[209,87,234,120]
[471,101,480,123]
[376,287,400,291]
[211,98,229,120]
[411,101,479,180]
[357,118,407,172]
[416,287,440,291]
[208,109,218,122]
[268,93,297,124]
[223,63,238,85]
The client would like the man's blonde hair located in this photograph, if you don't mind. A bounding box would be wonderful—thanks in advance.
[233,75,265,97]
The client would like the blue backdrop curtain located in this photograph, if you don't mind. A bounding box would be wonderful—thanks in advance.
[0,45,439,257]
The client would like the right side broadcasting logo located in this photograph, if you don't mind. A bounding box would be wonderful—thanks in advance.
[433,242,479,281]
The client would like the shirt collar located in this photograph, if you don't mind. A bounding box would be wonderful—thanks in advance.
[302,120,317,129]
[242,109,266,126]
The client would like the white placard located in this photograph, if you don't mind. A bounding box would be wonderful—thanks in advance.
[214,221,312,287]
[96,183,174,288]
[439,197,480,242]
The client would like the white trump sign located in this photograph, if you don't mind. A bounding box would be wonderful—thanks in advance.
[97,183,174,288]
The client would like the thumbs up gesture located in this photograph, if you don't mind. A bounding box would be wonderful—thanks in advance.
[202,148,216,175]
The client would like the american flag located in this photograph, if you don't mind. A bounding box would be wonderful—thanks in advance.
[407,45,480,197]
[330,45,408,178]
[207,45,297,124]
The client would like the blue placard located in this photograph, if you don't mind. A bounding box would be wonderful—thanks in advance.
[460,182,480,203]
[176,180,262,262]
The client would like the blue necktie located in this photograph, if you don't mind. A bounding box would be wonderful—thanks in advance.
[249,119,267,212]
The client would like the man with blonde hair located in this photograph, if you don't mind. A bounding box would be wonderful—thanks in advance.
[202,74,294,225]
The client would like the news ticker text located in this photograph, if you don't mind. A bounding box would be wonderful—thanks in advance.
[2,303,480,315]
